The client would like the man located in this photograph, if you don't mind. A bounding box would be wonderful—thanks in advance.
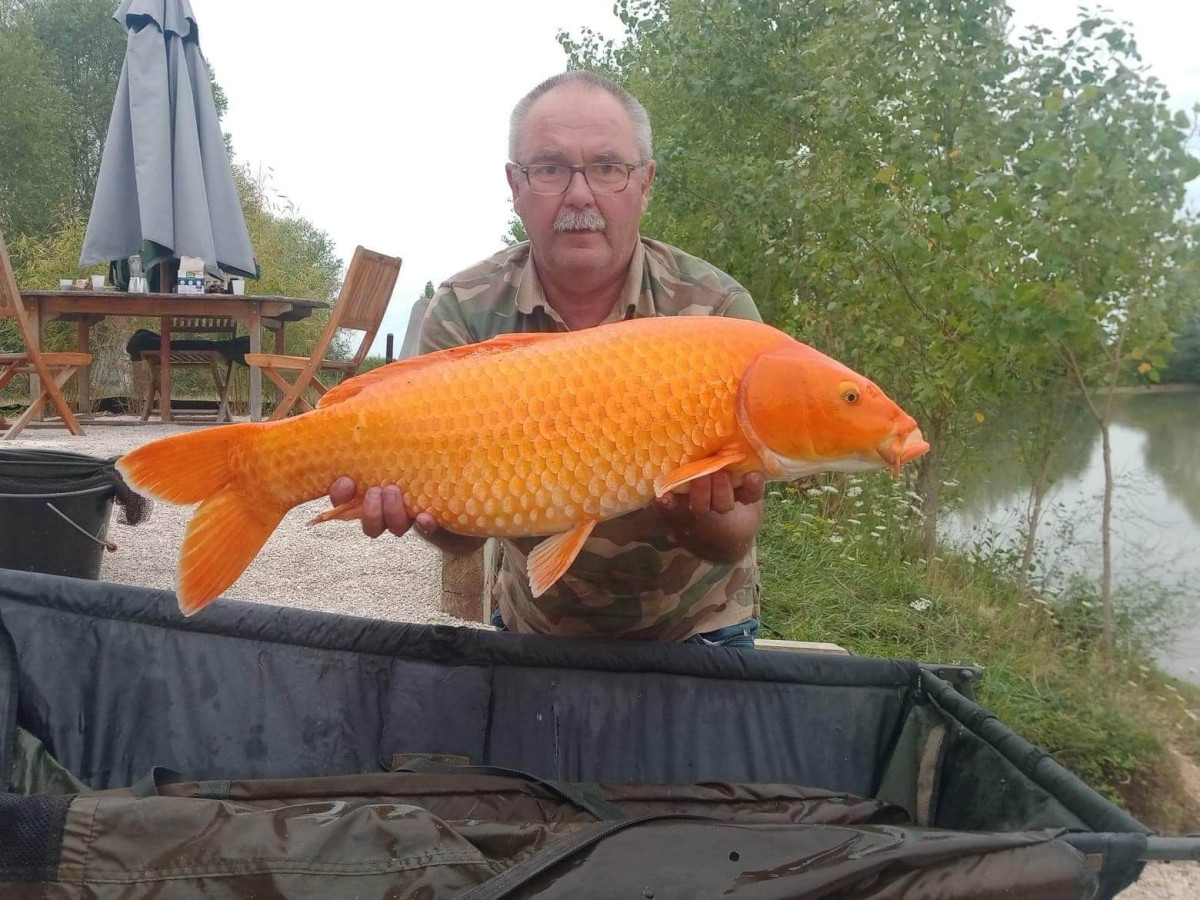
[329,70,766,646]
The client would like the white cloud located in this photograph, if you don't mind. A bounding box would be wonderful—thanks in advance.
[197,0,624,355]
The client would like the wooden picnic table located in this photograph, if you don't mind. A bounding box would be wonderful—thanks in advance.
[21,290,328,423]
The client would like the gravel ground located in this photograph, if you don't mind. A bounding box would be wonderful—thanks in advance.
[1122,862,1200,898]
[5,416,1196,897]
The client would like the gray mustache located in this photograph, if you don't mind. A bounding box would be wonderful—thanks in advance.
[553,209,607,232]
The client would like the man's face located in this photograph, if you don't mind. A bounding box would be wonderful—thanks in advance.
[507,86,655,290]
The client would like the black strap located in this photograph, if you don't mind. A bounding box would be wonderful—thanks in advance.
[0,610,17,789]
[129,766,185,798]
[453,812,712,900]
[389,757,629,822]
[129,766,232,800]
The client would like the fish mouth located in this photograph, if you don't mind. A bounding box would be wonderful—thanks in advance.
[878,427,930,476]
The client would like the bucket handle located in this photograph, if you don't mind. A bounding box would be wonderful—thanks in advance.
[0,485,118,553]
[43,501,118,553]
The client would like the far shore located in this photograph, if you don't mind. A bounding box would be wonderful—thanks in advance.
[1104,382,1200,396]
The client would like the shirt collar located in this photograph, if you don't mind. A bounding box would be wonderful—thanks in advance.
[515,239,652,326]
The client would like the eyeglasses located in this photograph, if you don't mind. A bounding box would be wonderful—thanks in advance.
[512,161,647,195]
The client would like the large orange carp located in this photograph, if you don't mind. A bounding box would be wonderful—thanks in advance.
[118,317,929,615]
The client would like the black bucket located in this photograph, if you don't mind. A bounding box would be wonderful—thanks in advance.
[0,448,118,580]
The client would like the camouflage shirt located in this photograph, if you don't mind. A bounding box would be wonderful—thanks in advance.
[417,238,763,641]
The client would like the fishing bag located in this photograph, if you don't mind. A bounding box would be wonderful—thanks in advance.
[2,766,1101,898]
[0,569,1167,898]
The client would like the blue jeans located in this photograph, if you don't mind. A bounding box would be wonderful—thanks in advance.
[683,617,760,649]
[491,608,759,650]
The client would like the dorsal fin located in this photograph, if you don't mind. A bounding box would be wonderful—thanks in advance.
[317,332,565,408]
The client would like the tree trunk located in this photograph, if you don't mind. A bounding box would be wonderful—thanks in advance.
[1019,386,1070,593]
[917,412,947,558]
[1060,331,1125,667]
[1098,419,1115,662]
[1019,476,1046,594]
[1065,356,1117,665]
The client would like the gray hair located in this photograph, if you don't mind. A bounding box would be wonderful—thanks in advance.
[508,70,653,163]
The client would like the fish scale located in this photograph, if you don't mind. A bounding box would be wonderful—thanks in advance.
[116,315,929,615]
[251,318,779,538]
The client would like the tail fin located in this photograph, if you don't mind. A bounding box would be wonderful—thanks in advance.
[116,425,287,616]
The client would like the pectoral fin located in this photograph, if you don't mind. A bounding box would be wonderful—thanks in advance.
[654,450,748,498]
[307,499,365,526]
[527,519,597,597]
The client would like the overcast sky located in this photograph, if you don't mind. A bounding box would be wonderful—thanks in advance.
[193,1,1200,356]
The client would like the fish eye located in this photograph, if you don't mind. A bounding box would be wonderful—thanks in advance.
[840,382,860,404]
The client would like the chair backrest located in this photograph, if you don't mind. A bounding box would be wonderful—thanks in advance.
[0,227,40,349]
[309,246,402,372]
[0,226,80,433]
[165,316,238,338]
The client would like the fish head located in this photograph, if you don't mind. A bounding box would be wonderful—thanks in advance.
[735,345,930,480]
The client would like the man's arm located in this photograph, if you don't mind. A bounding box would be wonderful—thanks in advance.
[721,288,763,323]
[415,283,479,355]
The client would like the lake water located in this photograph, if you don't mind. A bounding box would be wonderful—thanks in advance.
[941,391,1199,685]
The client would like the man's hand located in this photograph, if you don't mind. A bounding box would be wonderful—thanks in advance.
[327,477,485,556]
[653,471,765,563]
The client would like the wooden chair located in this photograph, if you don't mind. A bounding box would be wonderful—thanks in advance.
[0,227,91,440]
[138,316,240,423]
[245,246,402,420]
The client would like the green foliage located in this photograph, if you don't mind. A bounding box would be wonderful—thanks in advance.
[1002,19,1200,394]
[1,169,345,411]
[1,209,129,395]
[501,211,528,246]
[235,165,341,309]
[22,0,127,211]
[0,0,126,228]
[1162,315,1200,383]
[233,164,339,337]
[0,0,229,234]
[2,208,100,354]
[0,16,75,234]
[5,204,97,288]
[357,355,389,374]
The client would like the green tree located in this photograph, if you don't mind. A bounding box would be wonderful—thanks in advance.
[0,15,74,234]
[501,211,528,246]
[1002,15,1200,660]
[562,0,1063,553]
[23,0,127,211]
[233,164,342,355]
[562,0,1199,578]
[1,0,226,234]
